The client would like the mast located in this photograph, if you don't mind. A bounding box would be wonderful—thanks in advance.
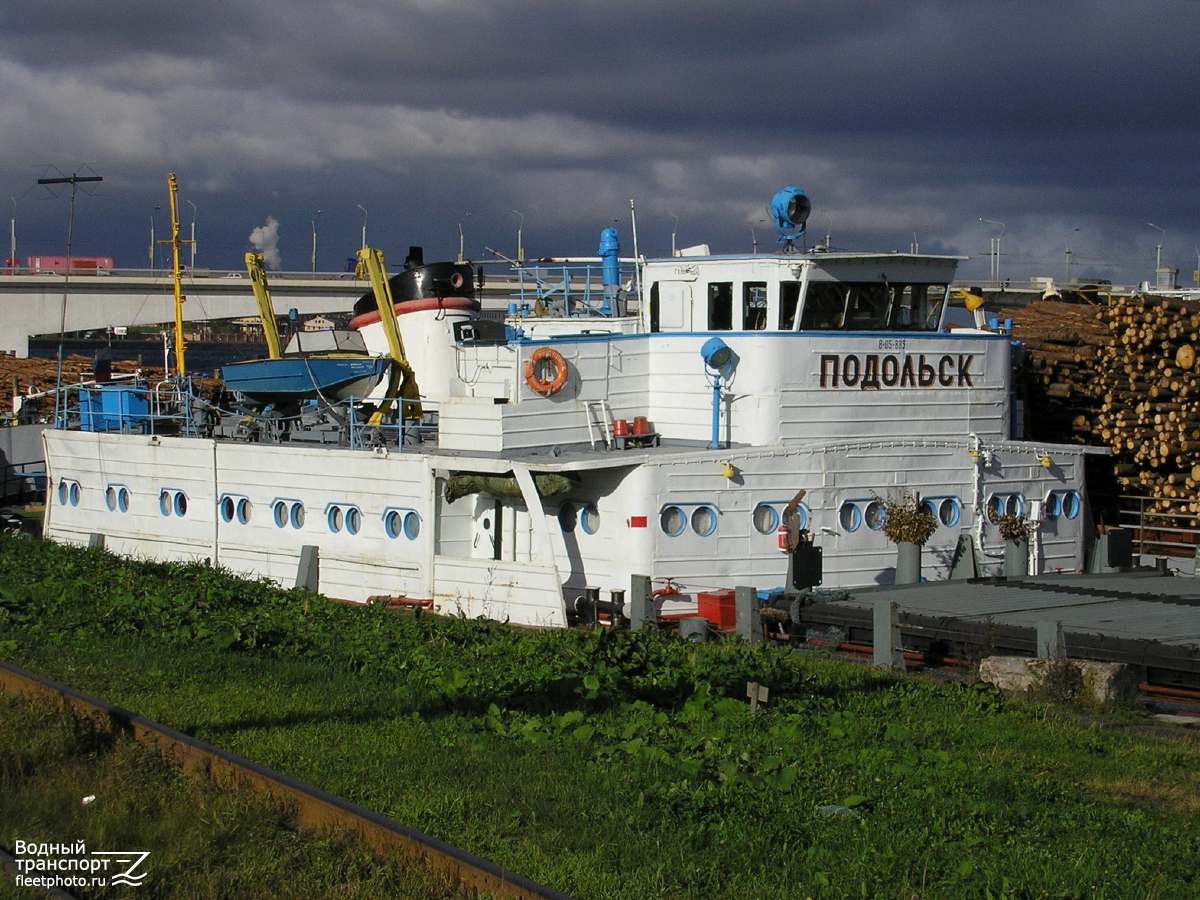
[165,173,190,374]
[245,252,284,359]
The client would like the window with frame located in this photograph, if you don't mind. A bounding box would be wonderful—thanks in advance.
[707,282,733,330]
[743,282,767,330]
[778,281,800,329]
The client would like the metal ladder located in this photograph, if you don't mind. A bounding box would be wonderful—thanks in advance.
[585,401,613,450]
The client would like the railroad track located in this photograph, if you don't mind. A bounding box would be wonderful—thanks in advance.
[0,659,572,900]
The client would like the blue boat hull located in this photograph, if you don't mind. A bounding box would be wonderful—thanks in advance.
[219,356,389,405]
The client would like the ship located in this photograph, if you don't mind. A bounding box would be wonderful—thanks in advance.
[39,185,1101,627]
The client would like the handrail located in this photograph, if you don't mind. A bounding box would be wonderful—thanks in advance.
[1117,494,1200,559]
[511,262,632,317]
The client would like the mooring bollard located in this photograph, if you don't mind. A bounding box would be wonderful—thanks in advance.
[629,574,653,631]
[873,598,903,670]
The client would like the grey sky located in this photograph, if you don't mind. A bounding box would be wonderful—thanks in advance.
[3,0,1197,286]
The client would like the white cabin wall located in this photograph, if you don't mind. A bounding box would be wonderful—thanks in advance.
[44,431,218,561]
[212,443,434,601]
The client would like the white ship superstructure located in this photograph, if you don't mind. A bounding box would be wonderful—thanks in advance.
[41,188,1099,627]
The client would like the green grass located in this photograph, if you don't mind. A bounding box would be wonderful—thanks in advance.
[0,695,457,900]
[2,534,1199,899]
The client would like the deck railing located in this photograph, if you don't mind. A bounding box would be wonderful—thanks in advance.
[1117,494,1200,559]
[510,262,634,317]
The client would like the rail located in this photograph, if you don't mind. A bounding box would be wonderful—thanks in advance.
[0,659,573,900]
[43,377,204,438]
[0,459,45,505]
[1118,494,1200,560]
[511,262,633,317]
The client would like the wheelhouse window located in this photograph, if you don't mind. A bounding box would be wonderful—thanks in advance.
[844,284,891,330]
[742,282,767,330]
[778,281,800,330]
[707,282,733,330]
[799,281,946,331]
[890,284,946,331]
[799,282,846,329]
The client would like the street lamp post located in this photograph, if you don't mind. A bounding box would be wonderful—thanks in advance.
[311,210,322,274]
[457,213,470,264]
[149,206,160,274]
[186,200,196,269]
[1064,228,1080,282]
[357,204,368,250]
[512,210,524,263]
[980,218,1005,285]
[1147,222,1166,274]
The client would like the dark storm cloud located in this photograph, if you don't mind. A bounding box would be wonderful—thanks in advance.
[2,0,1198,285]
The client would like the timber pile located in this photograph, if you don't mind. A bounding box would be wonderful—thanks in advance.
[1006,300,1109,446]
[1009,295,1200,520]
[0,355,162,416]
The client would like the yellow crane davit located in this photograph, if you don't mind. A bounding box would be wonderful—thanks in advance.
[245,252,284,359]
[358,247,423,422]
[163,173,193,375]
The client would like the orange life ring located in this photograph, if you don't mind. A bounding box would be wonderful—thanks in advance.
[525,347,569,396]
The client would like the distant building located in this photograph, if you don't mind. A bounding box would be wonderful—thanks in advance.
[302,315,336,332]
[232,317,265,336]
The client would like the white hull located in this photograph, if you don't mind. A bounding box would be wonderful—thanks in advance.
[41,239,1100,627]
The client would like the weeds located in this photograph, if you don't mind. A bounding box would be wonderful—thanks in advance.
[2,535,1200,899]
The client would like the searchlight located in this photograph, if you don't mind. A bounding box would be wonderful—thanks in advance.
[700,337,736,449]
[767,187,812,252]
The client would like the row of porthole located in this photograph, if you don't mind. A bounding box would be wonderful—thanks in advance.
[85,481,423,540]
[653,491,1079,539]
[986,490,1081,521]
[558,502,601,535]
[839,496,962,533]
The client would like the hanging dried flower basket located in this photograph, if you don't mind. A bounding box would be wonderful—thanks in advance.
[988,506,1030,543]
[878,490,938,547]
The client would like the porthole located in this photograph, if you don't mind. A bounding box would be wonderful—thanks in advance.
[174,492,188,517]
[1005,494,1024,517]
[236,498,252,524]
[346,507,361,535]
[660,505,686,537]
[220,496,236,523]
[69,482,80,507]
[160,490,172,516]
[839,502,861,532]
[106,486,118,512]
[794,504,809,531]
[864,500,886,531]
[1062,491,1081,519]
[328,506,344,533]
[986,494,1003,522]
[58,481,68,506]
[1044,492,1062,520]
[581,504,600,535]
[290,502,306,529]
[558,503,577,533]
[403,511,421,540]
[938,497,961,527]
[273,501,288,529]
[752,504,779,535]
[384,510,402,539]
[691,506,717,537]
[921,499,937,521]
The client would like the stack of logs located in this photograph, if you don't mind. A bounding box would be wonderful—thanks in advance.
[0,355,162,418]
[1008,295,1200,520]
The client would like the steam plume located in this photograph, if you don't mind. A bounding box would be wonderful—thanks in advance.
[249,217,282,270]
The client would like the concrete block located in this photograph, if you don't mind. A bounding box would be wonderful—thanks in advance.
[679,616,708,642]
[979,656,1139,705]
